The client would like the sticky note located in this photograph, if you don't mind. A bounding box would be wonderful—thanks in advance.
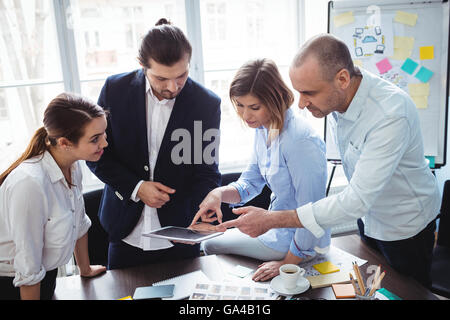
[394,11,418,26]
[415,66,434,83]
[376,58,393,74]
[400,58,419,75]
[426,156,435,169]
[334,11,355,28]
[313,261,340,274]
[411,95,428,109]
[394,36,415,50]
[391,48,412,60]
[408,83,430,96]
[353,59,363,68]
[332,283,356,299]
[420,46,434,60]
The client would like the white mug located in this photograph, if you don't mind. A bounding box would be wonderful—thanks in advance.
[279,264,305,289]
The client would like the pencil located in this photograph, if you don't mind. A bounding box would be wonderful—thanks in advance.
[372,265,381,288]
[349,273,360,295]
[369,271,386,296]
[353,262,366,295]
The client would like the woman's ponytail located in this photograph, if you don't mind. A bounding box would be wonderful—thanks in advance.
[0,126,48,186]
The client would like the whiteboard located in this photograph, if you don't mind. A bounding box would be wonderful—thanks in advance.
[325,0,449,168]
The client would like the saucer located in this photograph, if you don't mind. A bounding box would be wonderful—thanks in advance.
[270,275,310,296]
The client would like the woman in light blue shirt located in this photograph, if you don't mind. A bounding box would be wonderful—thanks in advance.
[190,59,330,282]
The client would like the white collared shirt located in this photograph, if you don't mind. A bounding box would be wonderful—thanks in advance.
[297,69,440,241]
[0,151,91,286]
[122,77,175,250]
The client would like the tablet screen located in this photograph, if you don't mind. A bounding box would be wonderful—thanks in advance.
[144,226,223,243]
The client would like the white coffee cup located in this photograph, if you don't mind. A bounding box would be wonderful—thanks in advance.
[279,264,305,289]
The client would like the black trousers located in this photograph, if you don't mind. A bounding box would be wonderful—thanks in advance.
[357,218,436,289]
[0,269,57,300]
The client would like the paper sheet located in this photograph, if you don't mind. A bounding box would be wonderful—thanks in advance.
[301,246,367,278]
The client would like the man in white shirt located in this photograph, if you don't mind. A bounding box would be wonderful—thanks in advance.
[87,19,221,269]
[219,34,440,288]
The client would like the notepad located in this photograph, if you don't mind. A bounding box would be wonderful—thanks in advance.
[313,261,340,274]
[153,270,210,300]
[306,271,352,289]
[332,283,356,299]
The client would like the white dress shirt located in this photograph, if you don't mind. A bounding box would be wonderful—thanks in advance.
[122,77,175,250]
[0,151,91,286]
[297,68,440,241]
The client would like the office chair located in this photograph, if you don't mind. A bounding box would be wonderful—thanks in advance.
[82,188,109,266]
[431,180,450,298]
[219,172,271,222]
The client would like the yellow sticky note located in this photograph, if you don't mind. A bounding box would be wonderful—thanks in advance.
[411,96,428,109]
[420,46,434,60]
[394,36,415,50]
[313,261,340,274]
[391,48,412,60]
[353,59,363,68]
[394,11,418,26]
[409,83,430,96]
[118,296,133,300]
[334,11,355,28]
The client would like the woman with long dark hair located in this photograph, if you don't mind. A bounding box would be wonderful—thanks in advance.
[0,93,108,299]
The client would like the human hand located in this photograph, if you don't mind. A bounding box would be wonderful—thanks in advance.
[172,222,219,245]
[137,181,175,208]
[79,265,107,278]
[190,189,223,226]
[252,261,283,282]
[189,222,220,233]
[216,206,272,237]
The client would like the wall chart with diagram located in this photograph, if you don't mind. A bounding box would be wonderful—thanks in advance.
[326,0,449,168]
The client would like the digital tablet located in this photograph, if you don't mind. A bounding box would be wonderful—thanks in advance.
[143,226,223,243]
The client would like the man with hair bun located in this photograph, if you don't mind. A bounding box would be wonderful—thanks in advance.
[87,19,221,269]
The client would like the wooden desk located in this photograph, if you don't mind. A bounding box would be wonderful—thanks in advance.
[53,234,437,300]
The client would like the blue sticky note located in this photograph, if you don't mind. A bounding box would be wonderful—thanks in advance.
[401,58,419,74]
[425,156,435,168]
[415,66,434,83]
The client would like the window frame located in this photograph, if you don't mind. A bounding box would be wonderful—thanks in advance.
[1,0,307,189]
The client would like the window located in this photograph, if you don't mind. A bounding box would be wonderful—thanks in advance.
[1,0,332,189]
[0,0,64,172]
[200,0,300,172]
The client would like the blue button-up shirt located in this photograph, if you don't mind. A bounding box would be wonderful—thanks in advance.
[297,69,440,241]
[230,108,331,258]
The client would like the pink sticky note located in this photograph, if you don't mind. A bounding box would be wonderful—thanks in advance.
[376,58,393,74]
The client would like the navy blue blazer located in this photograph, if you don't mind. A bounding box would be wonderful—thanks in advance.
[86,69,221,242]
